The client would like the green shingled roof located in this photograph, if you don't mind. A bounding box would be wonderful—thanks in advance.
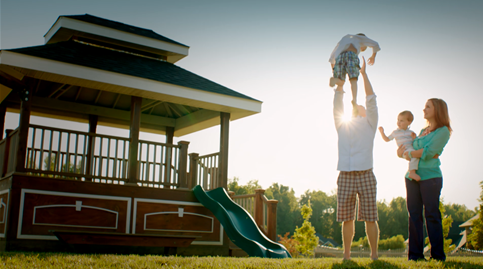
[7,41,258,101]
[60,14,189,48]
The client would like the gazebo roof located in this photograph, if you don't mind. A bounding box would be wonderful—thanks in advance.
[0,15,262,137]
[6,41,257,101]
[57,14,188,48]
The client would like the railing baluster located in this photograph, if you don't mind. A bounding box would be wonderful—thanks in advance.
[74,133,78,174]
[39,129,45,170]
[153,144,157,184]
[81,134,87,177]
[98,137,103,179]
[29,127,36,169]
[106,138,111,178]
[146,143,150,183]
[56,131,62,173]
[114,139,118,178]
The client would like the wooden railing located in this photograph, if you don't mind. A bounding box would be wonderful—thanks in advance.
[231,189,278,241]
[0,124,190,188]
[189,152,219,190]
[137,140,189,189]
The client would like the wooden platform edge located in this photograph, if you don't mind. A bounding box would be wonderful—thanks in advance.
[50,230,201,247]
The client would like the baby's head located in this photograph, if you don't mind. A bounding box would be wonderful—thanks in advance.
[397,110,414,130]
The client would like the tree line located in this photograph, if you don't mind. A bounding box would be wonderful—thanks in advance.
[228,177,476,246]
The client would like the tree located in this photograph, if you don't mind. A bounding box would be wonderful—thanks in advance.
[299,190,338,243]
[277,232,300,258]
[227,177,261,195]
[265,183,300,236]
[469,181,483,249]
[293,200,319,257]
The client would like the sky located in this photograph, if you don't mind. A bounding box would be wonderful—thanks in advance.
[1,0,482,209]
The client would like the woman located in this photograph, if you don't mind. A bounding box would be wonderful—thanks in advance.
[397,98,451,261]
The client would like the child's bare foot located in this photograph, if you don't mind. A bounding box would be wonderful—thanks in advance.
[408,170,421,181]
[329,77,344,87]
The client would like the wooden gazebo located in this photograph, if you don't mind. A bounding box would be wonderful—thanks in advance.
[0,14,269,255]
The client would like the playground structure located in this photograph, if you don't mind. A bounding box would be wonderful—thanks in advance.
[0,14,279,256]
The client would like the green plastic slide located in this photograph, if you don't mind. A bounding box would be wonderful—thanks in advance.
[192,185,291,258]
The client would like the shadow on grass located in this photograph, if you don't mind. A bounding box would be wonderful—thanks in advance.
[329,259,401,269]
[444,261,483,269]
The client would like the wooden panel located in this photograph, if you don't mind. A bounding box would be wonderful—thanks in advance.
[134,199,222,244]
[18,189,131,239]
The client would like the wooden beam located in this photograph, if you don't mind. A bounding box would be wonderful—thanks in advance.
[112,93,120,108]
[218,112,230,189]
[94,90,102,104]
[8,96,176,127]
[75,87,82,101]
[0,70,26,91]
[128,96,142,184]
[175,110,220,130]
[47,84,67,98]
[141,100,162,112]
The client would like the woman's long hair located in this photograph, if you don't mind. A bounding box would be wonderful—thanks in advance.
[428,98,452,135]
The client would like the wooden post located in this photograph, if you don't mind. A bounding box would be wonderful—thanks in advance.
[0,103,6,140]
[188,153,199,189]
[128,96,142,184]
[177,141,189,189]
[1,129,13,178]
[15,85,33,173]
[165,127,174,144]
[254,189,265,230]
[164,127,174,188]
[85,115,98,182]
[267,200,279,241]
[218,112,230,189]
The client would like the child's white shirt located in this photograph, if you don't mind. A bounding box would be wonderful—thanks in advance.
[329,34,381,65]
[388,128,415,149]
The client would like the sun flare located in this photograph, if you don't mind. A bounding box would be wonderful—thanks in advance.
[342,113,352,122]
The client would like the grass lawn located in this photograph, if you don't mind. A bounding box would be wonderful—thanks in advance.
[1,253,483,268]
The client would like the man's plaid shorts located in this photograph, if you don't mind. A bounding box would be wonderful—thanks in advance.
[333,51,360,80]
[336,169,378,222]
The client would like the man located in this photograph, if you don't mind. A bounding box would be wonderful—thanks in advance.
[333,57,379,261]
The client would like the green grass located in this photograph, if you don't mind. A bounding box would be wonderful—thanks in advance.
[1,253,483,268]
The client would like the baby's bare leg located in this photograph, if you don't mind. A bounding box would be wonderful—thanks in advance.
[349,78,358,104]
[408,170,421,181]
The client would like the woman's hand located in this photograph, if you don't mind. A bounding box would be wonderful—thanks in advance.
[397,144,406,158]
[403,151,411,161]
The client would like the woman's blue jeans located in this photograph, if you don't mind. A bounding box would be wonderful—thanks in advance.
[405,177,446,261]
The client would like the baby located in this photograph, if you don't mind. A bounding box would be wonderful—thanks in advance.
[379,110,420,181]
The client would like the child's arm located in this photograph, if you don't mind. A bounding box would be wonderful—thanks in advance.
[411,131,417,139]
[367,52,377,66]
[378,127,391,142]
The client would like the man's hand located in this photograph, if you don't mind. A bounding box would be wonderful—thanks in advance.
[360,56,366,75]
